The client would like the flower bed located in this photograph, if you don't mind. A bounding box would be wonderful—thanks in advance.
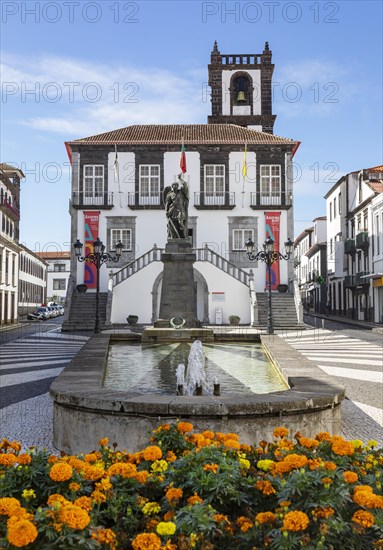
[0,426,382,549]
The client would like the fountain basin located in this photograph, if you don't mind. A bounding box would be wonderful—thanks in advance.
[50,334,345,454]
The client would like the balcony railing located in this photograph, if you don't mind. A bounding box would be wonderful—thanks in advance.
[250,192,291,207]
[344,275,356,288]
[355,271,370,286]
[344,239,356,254]
[356,231,369,249]
[194,192,235,209]
[127,192,162,208]
[0,197,20,220]
[71,192,114,208]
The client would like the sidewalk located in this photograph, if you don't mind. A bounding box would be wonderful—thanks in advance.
[304,311,383,333]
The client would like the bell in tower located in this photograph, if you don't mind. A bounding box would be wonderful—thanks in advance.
[207,41,276,134]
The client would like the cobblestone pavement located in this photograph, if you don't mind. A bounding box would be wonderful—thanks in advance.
[281,327,383,445]
[0,327,88,452]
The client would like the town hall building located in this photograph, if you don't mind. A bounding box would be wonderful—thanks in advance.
[64,42,300,329]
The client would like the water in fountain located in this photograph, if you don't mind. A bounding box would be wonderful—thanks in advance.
[183,340,212,395]
[176,363,185,395]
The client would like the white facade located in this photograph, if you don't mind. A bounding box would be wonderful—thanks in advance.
[38,252,71,304]
[371,192,383,323]
[18,246,47,314]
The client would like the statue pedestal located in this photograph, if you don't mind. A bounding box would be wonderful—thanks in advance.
[156,239,200,328]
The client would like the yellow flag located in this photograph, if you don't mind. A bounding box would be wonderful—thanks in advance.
[242,144,247,178]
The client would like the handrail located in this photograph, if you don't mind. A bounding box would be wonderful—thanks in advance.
[195,246,250,286]
[113,245,164,286]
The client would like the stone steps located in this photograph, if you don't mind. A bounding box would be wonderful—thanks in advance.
[256,292,300,328]
[62,292,108,332]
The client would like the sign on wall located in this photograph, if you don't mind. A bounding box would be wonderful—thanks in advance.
[83,211,99,288]
[265,211,281,290]
[212,292,225,302]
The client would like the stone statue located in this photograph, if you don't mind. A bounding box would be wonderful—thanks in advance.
[163,173,189,239]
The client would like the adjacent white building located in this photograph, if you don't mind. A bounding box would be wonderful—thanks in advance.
[37,251,71,304]
[18,245,47,315]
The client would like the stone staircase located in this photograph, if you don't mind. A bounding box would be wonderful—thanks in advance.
[256,292,300,329]
[61,292,108,332]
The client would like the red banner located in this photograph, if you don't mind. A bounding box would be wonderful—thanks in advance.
[265,212,281,290]
[83,211,99,288]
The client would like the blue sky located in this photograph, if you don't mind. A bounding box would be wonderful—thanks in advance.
[1,0,382,253]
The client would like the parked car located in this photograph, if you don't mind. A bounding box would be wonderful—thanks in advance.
[57,305,65,315]
[27,310,45,321]
[47,306,59,318]
[28,307,50,320]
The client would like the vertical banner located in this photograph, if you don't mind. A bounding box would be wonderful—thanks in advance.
[265,212,281,290]
[83,211,99,288]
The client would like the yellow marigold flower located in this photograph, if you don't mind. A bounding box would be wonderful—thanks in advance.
[350,439,364,449]
[237,516,253,532]
[324,461,337,471]
[74,496,92,511]
[257,459,274,471]
[47,494,70,507]
[91,490,107,504]
[239,458,250,469]
[49,462,73,482]
[282,511,310,532]
[165,487,183,502]
[202,430,215,439]
[99,438,109,447]
[315,432,331,442]
[0,454,17,466]
[7,518,38,547]
[256,512,277,525]
[299,437,319,449]
[368,439,378,448]
[143,502,161,516]
[17,454,31,465]
[156,521,177,536]
[203,463,219,474]
[331,439,354,456]
[107,462,137,478]
[0,498,21,516]
[312,506,334,519]
[58,504,90,530]
[224,439,240,450]
[343,471,358,484]
[273,427,289,438]
[143,445,163,461]
[151,459,168,473]
[132,533,162,550]
[21,489,36,500]
[84,453,98,463]
[69,482,81,492]
[352,510,375,528]
[91,528,117,550]
[187,493,203,505]
[177,422,193,433]
[255,480,276,495]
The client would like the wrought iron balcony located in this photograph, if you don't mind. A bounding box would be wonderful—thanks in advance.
[250,191,291,208]
[344,239,356,254]
[355,271,370,286]
[194,192,235,209]
[71,192,114,209]
[127,192,163,209]
[355,231,369,249]
[0,197,20,220]
[344,275,356,288]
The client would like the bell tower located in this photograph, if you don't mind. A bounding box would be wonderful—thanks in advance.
[207,41,276,133]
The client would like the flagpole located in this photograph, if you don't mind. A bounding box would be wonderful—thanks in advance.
[241,142,247,207]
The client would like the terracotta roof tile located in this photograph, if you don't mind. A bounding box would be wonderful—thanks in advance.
[36,251,71,259]
[0,163,25,178]
[66,124,297,146]
[368,165,383,172]
[367,181,383,194]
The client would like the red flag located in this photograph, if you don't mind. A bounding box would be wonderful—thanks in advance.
[180,141,187,174]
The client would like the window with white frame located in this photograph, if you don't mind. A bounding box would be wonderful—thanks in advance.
[139,165,160,205]
[83,165,104,205]
[260,165,281,205]
[53,279,66,290]
[111,229,132,251]
[204,165,225,205]
[232,229,254,251]
[53,264,66,272]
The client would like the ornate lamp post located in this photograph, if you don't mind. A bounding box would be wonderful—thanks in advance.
[245,237,294,334]
[73,237,123,333]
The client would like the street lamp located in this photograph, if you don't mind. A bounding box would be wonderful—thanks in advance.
[73,237,123,333]
[245,237,293,334]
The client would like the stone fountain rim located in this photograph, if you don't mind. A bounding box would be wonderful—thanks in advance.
[50,333,345,418]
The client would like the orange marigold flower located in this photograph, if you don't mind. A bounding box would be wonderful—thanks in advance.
[343,471,358,484]
[352,510,375,528]
[107,462,137,478]
[91,490,107,504]
[9,441,22,452]
[82,463,105,481]
[164,511,175,521]
[47,455,59,464]
[237,516,253,532]
[74,496,92,511]
[177,422,193,434]
[299,437,319,449]
[17,454,32,465]
[166,487,183,502]
[315,432,331,442]
[58,504,90,530]
[0,454,17,466]
[240,444,252,453]
[308,459,322,471]
[49,462,73,482]
[99,438,109,447]
[134,470,149,484]
[187,493,203,505]
[273,427,289,439]
[67,457,86,472]
[166,451,177,462]
[143,445,163,461]
[47,494,70,507]
[224,433,239,441]
[69,482,81,492]
[312,506,334,519]
[321,477,333,485]
[6,518,38,547]
[282,511,310,532]
[324,461,337,471]
[331,439,355,456]
[84,453,98,463]
[91,528,117,550]
[278,438,295,451]
[202,430,215,440]
[215,432,226,442]
[203,463,219,474]
[214,514,229,523]
[255,512,277,525]
[0,498,21,516]
[132,532,162,550]
[223,439,240,450]
[255,480,276,495]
